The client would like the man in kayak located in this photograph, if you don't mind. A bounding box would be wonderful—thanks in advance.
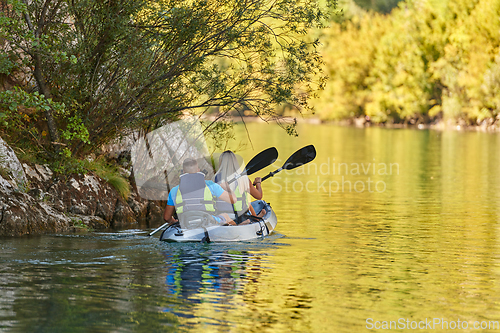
[163,157,237,227]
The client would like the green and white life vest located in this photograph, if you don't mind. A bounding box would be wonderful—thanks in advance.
[214,175,249,215]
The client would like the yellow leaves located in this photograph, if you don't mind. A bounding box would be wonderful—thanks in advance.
[477,107,493,121]
[428,105,442,117]
[365,100,386,122]
[312,0,500,123]
[449,28,471,49]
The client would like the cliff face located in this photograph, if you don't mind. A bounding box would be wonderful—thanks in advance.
[0,137,164,237]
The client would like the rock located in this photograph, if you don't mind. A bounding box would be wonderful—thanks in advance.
[45,173,118,222]
[112,198,137,228]
[34,164,52,180]
[354,117,366,128]
[127,192,148,221]
[147,201,165,227]
[0,137,27,192]
[0,139,70,236]
[22,163,54,191]
[68,214,109,230]
[0,192,71,236]
[27,188,44,201]
[118,166,131,178]
[69,201,89,215]
[101,135,136,163]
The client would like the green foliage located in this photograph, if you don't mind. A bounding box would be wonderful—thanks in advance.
[60,116,90,144]
[1,0,333,160]
[49,156,130,199]
[71,217,94,231]
[315,0,500,125]
[97,170,130,200]
[204,120,235,153]
[0,87,64,125]
[0,87,90,159]
[84,158,130,200]
[0,53,15,75]
[49,156,88,175]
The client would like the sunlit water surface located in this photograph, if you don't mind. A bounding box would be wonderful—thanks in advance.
[1,124,500,332]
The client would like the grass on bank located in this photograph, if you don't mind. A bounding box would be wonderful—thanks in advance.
[52,156,131,200]
[71,217,95,232]
[12,145,131,199]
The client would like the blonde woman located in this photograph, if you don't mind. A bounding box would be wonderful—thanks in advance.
[214,151,265,223]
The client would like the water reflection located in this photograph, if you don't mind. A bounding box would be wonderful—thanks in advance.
[164,247,258,300]
[158,240,321,332]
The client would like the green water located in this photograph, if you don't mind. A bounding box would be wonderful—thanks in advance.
[2,124,500,332]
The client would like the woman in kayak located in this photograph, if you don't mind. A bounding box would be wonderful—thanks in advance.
[214,150,265,224]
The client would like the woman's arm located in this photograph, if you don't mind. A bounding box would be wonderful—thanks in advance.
[248,177,263,200]
[219,190,237,204]
[216,181,237,203]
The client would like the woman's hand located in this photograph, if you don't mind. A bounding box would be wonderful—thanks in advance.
[250,177,263,200]
[253,177,262,186]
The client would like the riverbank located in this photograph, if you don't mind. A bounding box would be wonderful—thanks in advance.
[206,114,500,133]
[0,137,164,237]
[329,116,500,133]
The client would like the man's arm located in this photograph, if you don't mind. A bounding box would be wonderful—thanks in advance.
[219,190,237,204]
[163,204,177,224]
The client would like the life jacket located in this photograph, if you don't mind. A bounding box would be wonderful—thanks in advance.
[214,174,249,215]
[174,172,216,214]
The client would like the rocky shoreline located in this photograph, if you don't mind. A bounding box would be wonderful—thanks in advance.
[0,137,164,237]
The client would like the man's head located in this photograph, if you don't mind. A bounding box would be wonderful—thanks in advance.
[182,158,199,173]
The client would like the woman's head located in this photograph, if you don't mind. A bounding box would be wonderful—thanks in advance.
[218,151,239,174]
[216,151,249,192]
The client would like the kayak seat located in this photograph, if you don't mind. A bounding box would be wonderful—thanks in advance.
[179,211,218,229]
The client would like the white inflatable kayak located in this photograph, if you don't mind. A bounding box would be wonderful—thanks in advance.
[159,200,277,242]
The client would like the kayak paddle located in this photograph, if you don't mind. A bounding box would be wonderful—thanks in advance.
[227,147,278,184]
[261,145,316,182]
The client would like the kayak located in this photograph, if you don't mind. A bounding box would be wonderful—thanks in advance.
[159,200,277,242]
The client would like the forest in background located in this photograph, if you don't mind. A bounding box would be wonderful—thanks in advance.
[314,0,500,126]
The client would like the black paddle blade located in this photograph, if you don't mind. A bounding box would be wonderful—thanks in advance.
[282,145,316,170]
[245,147,278,175]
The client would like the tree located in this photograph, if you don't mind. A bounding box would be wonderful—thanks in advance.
[0,0,332,158]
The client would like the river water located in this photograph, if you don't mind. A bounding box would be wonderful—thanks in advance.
[1,123,500,332]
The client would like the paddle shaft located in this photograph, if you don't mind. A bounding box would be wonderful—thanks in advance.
[260,145,316,182]
[148,221,170,236]
[261,167,283,182]
[227,147,278,184]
